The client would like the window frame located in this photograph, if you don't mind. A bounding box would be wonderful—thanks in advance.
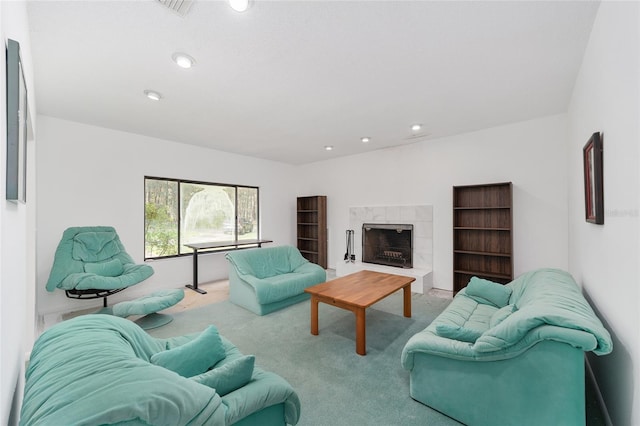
[144,175,260,260]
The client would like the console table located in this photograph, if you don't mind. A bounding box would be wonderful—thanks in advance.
[183,239,273,294]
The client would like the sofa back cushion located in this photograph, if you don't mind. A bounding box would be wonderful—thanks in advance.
[226,245,307,279]
[489,304,516,328]
[473,268,612,355]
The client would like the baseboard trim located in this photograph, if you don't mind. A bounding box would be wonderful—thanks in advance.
[585,355,613,426]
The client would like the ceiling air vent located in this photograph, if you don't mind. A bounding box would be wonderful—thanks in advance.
[157,0,193,17]
[403,133,432,142]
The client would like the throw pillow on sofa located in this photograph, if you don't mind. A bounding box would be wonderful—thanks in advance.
[435,324,483,343]
[465,277,512,308]
[191,355,255,396]
[151,325,226,377]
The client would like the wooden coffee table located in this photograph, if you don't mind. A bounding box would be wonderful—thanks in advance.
[304,270,415,356]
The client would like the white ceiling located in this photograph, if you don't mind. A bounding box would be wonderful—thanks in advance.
[26,0,599,165]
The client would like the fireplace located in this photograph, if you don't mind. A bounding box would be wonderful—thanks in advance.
[362,223,413,269]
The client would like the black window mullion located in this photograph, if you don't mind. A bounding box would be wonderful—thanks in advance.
[234,188,239,240]
[177,181,182,255]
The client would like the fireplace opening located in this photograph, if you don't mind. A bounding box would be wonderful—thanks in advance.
[362,223,413,269]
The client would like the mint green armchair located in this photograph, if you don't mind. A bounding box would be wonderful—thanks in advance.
[45,226,154,307]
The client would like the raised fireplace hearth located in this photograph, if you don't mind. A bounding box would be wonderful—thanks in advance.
[362,223,413,269]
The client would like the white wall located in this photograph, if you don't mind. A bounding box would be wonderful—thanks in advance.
[567,2,639,424]
[0,1,37,424]
[36,116,297,317]
[298,114,569,291]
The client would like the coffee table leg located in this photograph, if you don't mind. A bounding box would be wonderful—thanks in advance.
[355,308,366,355]
[310,296,319,335]
[403,285,411,318]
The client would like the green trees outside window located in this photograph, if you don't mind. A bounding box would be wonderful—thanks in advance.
[145,177,259,259]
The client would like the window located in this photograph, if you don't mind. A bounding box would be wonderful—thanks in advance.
[144,177,259,259]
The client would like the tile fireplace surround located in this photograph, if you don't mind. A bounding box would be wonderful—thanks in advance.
[336,205,433,293]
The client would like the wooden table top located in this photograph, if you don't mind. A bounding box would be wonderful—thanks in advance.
[305,270,415,308]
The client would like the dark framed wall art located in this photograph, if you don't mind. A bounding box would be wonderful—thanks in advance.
[6,38,28,203]
[583,132,603,224]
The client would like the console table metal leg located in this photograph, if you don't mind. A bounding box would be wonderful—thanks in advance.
[185,249,207,294]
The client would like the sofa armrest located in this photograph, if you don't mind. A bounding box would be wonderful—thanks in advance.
[401,324,598,370]
[221,368,301,425]
[233,272,265,291]
[401,331,477,369]
[292,261,326,278]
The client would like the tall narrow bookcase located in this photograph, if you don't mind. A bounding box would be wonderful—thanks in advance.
[453,182,513,293]
[297,196,327,269]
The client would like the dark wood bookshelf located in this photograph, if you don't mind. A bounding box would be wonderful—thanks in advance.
[453,182,513,293]
[297,196,327,268]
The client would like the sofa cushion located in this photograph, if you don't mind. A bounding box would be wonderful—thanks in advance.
[432,292,496,332]
[84,258,124,277]
[490,304,516,328]
[151,325,226,377]
[466,277,512,308]
[436,324,483,343]
[191,355,255,396]
[226,246,305,279]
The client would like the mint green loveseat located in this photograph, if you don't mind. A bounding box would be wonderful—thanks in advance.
[225,245,326,315]
[401,268,612,426]
[20,315,300,426]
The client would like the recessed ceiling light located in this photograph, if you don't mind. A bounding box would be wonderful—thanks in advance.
[361,137,371,143]
[171,52,195,69]
[228,0,249,12]
[411,124,422,132]
[144,90,162,101]
[324,145,334,151]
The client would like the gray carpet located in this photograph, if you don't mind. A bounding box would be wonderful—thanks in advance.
[148,292,460,425]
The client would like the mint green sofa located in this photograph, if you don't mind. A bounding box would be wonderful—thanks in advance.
[401,268,612,426]
[225,245,326,315]
[20,315,300,426]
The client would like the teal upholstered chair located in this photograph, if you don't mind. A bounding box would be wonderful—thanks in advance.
[45,226,154,308]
